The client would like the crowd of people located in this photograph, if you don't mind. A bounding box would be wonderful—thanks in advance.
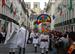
[0,23,75,54]
[29,30,75,54]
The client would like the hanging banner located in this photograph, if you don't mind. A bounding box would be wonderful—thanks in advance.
[6,0,11,8]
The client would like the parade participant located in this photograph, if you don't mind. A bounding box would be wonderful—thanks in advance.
[33,33,39,53]
[30,30,35,43]
[39,32,49,54]
[4,22,19,54]
[16,24,28,54]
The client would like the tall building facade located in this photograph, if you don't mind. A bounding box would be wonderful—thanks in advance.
[0,0,31,33]
[46,0,75,32]
[46,0,60,30]
[54,0,75,32]
[25,2,31,9]
[33,2,40,8]
[32,2,41,15]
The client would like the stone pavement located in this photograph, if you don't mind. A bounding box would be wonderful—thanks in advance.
[0,43,64,54]
[0,44,41,54]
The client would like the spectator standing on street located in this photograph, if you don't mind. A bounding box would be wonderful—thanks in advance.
[0,27,3,43]
[49,33,52,50]
[57,33,69,54]
[1,27,6,43]
[49,33,57,54]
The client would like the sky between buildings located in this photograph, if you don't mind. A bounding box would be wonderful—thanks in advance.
[24,0,49,10]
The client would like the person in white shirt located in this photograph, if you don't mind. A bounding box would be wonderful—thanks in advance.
[30,31,35,43]
[58,34,69,54]
[4,22,19,54]
[39,32,49,54]
[16,26,28,54]
[33,33,39,52]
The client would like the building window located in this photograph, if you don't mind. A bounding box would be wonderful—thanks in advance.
[67,11,68,20]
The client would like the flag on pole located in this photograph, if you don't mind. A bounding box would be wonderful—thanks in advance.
[2,0,6,14]
[68,0,72,11]
[13,8,16,17]
[60,9,64,16]
[2,0,6,7]
[10,2,13,13]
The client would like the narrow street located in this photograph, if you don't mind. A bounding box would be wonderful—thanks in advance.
[0,44,9,54]
[0,44,41,54]
[0,0,75,54]
[0,43,65,54]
